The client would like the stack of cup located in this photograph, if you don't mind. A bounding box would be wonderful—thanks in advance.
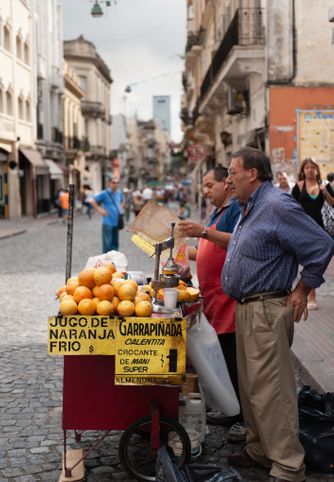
[163,288,178,309]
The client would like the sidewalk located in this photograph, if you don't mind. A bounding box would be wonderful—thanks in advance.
[0,212,65,240]
[1,211,334,393]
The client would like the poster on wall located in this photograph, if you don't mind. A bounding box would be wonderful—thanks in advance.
[297,109,334,176]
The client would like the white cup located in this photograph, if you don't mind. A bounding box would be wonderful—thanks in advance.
[163,288,178,309]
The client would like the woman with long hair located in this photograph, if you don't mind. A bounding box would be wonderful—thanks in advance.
[292,158,334,309]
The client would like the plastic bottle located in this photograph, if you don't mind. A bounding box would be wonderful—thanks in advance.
[178,392,206,443]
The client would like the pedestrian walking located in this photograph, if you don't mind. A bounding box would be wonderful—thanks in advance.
[223,147,334,482]
[55,188,64,218]
[59,189,69,224]
[90,177,124,253]
[291,158,334,310]
[82,185,93,219]
[275,170,293,194]
[178,166,244,441]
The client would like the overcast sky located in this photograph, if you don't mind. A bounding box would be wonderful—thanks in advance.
[60,0,187,141]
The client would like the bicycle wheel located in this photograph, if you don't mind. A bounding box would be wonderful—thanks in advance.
[119,415,191,481]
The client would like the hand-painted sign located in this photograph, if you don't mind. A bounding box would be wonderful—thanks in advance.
[114,317,186,385]
[48,316,116,355]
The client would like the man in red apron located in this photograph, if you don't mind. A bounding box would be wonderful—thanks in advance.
[178,166,242,435]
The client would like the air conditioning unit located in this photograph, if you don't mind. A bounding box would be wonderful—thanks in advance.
[227,87,248,116]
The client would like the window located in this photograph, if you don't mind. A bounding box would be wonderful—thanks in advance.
[18,96,24,119]
[16,34,22,59]
[24,41,29,64]
[79,75,87,91]
[4,25,10,52]
[6,90,12,115]
[25,98,31,121]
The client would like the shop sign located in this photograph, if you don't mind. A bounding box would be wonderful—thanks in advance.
[48,316,116,355]
[114,318,186,386]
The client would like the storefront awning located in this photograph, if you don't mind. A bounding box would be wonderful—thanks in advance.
[45,159,63,180]
[20,148,49,175]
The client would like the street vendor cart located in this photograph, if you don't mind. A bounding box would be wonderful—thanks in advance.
[49,194,202,481]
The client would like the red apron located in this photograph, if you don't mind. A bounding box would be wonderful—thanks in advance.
[196,213,236,335]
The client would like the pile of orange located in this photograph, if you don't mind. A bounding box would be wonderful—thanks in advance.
[56,263,153,317]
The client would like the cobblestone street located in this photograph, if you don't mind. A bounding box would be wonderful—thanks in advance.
[0,213,333,481]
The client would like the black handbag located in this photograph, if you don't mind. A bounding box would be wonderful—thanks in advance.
[107,190,124,230]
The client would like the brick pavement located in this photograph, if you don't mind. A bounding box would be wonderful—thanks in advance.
[0,212,333,480]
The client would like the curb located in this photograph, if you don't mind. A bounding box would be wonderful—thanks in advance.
[0,229,27,240]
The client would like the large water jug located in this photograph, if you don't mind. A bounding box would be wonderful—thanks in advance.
[179,392,206,443]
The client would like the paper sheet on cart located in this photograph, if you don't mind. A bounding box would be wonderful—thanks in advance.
[114,317,186,386]
[48,316,116,355]
[128,200,184,259]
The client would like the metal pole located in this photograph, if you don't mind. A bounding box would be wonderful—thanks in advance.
[65,185,75,283]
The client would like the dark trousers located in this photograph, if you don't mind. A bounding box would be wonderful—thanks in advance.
[218,332,241,407]
[102,225,119,253]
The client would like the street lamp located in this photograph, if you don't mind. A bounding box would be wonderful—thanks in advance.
[91,1,103,17]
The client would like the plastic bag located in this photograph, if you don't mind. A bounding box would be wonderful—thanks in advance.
[186,314,240,416]
[84,250,128,272]
[298,385,334,473]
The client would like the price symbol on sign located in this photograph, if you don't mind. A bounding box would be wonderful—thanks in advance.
[89,345,94,353]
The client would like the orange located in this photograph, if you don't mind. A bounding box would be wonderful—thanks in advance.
[94,266,112,286]
[66,277,79,295]
[92,297,100,309]
[60,298,78,315]
[78,299,96,315]
[112,279,126,294]
[112,296,120,311]
[118,300,135,317]
[135,300,153,317]
[126,279,138,289]
[73,286,93,304]
[187,287,200,301]
[117,282,137,301]
[60,294,75,301]
[112,271,125,279]
[177,289,191,302]
[96,300,114,316]
[92,285,100,297]
[78,268,96,289]
[135,292,151,303]
[103,262,116,275]
[57,285,67,299]
[99,284,115,301]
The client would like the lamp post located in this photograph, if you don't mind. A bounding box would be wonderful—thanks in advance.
[91,1,103,17]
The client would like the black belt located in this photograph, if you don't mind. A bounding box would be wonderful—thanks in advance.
[237,290,290,304]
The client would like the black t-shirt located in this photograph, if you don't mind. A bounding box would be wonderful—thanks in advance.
[291,182,324,228]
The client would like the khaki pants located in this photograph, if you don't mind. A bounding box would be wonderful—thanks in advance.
[236,297,305,482]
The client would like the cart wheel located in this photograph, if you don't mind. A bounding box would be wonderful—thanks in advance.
[119,415,191,481]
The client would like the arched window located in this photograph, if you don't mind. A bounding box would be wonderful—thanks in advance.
[4,24,11,52]
[25,98,31,121]
[6,90,12,115]
[16,33,22,59]
[24,41,29,64]
[18,95,24,120]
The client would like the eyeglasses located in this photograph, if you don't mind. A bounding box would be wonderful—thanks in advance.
[227,168,249,177]
[111,181,119,184]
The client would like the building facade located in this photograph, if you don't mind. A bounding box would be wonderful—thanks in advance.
[182,0,334,189]
[64,35,113,193]
[0,0,34,220]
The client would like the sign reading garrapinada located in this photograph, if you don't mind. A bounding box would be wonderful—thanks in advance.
[48,316,116,355]
[114,318,186,386]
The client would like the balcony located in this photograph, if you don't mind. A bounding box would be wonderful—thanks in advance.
[64,136,81,150]
[81,100,105,118]
[199,8,265,109]
[186,28,205,52]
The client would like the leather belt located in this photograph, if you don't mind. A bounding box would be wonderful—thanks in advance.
[237,290,290,304]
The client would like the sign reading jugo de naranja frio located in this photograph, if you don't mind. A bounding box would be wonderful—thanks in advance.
[48,316,186,384]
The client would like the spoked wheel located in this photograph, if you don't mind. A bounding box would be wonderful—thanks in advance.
[119,415,191,481]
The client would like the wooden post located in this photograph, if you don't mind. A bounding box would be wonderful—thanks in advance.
[65,184,75,283]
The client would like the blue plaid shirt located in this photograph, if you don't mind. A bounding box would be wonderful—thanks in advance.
[222,182,334,299]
